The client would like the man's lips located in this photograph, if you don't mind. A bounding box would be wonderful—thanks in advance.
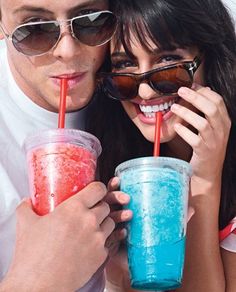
[52,73,84,78]
[50,73,86,88]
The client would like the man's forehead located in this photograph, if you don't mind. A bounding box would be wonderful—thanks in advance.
[1,0,108,13]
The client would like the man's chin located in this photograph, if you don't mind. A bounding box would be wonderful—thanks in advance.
[64,100,91,112]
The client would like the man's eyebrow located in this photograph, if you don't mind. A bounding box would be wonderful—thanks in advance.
[13,6,53,15]
[67,0,105,15]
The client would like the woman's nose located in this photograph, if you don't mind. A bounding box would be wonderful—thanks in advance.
[138,82,157,100]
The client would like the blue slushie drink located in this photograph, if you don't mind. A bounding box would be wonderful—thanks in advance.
[115,157,192,291]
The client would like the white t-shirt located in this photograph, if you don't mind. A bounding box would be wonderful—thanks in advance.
[0,45,104,292]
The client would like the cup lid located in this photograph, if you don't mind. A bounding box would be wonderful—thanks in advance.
[24,128,102,158]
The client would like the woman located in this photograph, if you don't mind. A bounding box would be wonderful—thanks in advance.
[88,0,236,291]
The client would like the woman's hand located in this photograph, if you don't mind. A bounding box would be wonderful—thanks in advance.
[171,84,227,291]
[104,176,133,256]
[171,83,231,186]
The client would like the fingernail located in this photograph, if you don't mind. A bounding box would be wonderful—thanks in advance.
[191,82,197,89]
[21,197,29,202]
[21,197,32,205]
[119,228,127,238]
[123,210,132,219]
[113,176,120,184]
[178,87,190,95]
[174,123,181,130]
[121,228,127,238]
[119,193,129,203]
[171,103,180,111]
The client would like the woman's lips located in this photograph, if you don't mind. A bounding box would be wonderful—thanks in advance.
[133,96,179,125]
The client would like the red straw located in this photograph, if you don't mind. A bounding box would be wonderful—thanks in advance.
[58,79,68,128]
[153,111,162,156]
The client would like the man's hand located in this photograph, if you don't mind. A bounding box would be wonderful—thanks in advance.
[1,182,114,292]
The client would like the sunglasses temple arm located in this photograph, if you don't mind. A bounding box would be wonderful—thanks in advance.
[94,76,104,93]
[193,56,202,73]
[0,24,11,40]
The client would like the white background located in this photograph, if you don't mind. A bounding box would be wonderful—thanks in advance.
[223,0,236,25]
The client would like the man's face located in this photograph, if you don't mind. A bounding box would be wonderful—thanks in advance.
[0,0,109,112]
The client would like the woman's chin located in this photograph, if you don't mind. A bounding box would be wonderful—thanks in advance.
[138,125,177,144]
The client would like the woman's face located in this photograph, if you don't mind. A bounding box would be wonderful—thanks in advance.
[110,35,204,143]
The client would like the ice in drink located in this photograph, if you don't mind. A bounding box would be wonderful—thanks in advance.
[25,129,101,215]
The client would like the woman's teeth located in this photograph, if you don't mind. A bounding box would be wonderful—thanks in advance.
[139,100,175,118]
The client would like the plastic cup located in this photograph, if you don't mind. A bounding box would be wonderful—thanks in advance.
[115,156,192,291]
[24,128,101,216]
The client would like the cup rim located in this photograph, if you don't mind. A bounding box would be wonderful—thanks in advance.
[24,128,102,157]
[115,156,192,177]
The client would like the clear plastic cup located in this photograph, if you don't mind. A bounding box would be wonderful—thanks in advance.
[115,156,192,291]
[24,128,101,215]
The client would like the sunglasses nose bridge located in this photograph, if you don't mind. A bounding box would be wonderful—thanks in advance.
[57,19,74,37]
[135,72,150,88]
[133,73,156,99]
[50,19,78,53]
[134,72,155,94]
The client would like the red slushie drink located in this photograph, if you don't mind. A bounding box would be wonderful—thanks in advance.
[24,129,101,215]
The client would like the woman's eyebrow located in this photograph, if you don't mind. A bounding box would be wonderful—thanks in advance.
[111,52,128,58]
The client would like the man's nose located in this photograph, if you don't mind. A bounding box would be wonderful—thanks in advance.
[52,22,80,60]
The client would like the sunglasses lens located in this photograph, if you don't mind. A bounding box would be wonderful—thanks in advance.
[73,12,117,46]
[12,23,60,56]
[104,76,137,100]
[102,62,195,100]
[151,67,192,94]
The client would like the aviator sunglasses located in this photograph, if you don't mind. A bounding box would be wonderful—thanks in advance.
[98,56,202,100]
[0,11,117,56]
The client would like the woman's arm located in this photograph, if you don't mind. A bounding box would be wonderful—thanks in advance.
[177,179,225,291]
[221,248,236,292]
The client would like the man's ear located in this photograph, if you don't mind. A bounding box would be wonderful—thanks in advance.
[0,11,6,40]
[0,25,5,40]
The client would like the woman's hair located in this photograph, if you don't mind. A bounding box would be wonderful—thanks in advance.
[87,0,236,229]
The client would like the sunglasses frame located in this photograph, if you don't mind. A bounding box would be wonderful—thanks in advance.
[98,56,202,101]
[0,10,117,56]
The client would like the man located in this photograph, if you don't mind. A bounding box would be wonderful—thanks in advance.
[0,0,131,291]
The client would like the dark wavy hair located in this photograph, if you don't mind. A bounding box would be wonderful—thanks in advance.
[87,0,236,229]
